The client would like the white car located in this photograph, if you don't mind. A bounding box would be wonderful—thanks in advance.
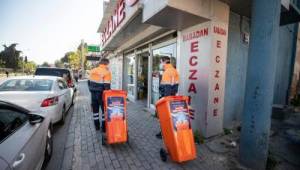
[0,76,72,124]
[0,100,52,170]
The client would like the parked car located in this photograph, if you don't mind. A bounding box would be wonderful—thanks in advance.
[0,100,52,170]
[35,67,77,104]
[0,76,72,124]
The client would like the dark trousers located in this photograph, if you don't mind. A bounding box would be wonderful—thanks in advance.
[156,84,179,137]
[88,82,110,129]
[159,84,179,98]
[90,91,104,129]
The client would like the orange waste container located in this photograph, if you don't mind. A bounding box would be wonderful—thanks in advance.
[156,96,196,162]
[102,90,128,145]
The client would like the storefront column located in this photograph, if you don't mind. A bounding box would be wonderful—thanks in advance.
[134,49,138,101]
[179,0,229,138]
[239,0,281,169]
[147,43,153,108]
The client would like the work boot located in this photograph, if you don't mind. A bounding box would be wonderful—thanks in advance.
[94,120,100,131]
[156,131,162,139]
[101,120,106,133]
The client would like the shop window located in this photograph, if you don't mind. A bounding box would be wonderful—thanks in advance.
[126,55,136,98]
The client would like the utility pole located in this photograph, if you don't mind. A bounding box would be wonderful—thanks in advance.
[239,0,281,169]
[81,39,85,78]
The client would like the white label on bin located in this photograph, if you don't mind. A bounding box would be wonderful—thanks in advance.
[170,101,191,131]
[107,97,125,121]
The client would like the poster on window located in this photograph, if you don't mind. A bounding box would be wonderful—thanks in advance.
[110,57,123,90]
[170,100,190,131]
[107,97,125,121]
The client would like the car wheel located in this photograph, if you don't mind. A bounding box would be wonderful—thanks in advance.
[59,105,65,125]
[44,127,53,163]
[71,95,75,106]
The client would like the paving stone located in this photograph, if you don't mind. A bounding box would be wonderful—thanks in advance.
[61,81,235,170]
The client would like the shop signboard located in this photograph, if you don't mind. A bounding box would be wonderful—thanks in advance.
[179,21,228,138]
[126,0,139,6]
[101,0,139,46]
[88,45,101,52]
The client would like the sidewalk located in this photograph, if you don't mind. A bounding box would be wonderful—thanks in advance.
[61,82,239,170]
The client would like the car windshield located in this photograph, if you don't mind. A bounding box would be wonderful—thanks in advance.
[35,68,70,78]
[0,79,53,91]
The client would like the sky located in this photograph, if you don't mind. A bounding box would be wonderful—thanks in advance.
[0,0,104,64]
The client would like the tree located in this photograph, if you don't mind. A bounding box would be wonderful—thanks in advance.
[0,43,22,70]
[0,59,5,68]
[61,51,81,70]
[61,52,70,63]
[68,51,81,70]
[54,60,64,68]
[19,60,36,73]
[41,62,50,67]
[24,61,37,73]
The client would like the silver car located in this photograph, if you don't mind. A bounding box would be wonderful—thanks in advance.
[0,76,72,124]
[0,100,52,170]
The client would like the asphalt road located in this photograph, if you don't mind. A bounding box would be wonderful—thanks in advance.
[42,96,75,170]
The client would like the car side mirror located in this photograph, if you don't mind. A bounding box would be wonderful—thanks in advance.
[29,114,44,125]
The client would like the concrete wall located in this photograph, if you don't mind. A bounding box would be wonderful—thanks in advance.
[273,24,297,105]
[224,12,297,128]
[223,12,250,128]
[290,25,300,100]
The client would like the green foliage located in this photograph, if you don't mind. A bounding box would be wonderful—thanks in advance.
[193,130,204,144]
[60,49,83,70]
[0,59,5,68]
[54,60,64,68]
[0,44,22,70]
[224,128,233,135]
[56,42,88,70]
[266,152,278,170]
[41,62,50,67]
[24,61,36,73]
[68,51,81,69]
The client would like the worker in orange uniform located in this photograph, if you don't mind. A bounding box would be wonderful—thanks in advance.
[156,56,180,138]
[88,58,112,131]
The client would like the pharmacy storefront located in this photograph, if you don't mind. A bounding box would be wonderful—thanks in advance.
[98,0,229,138]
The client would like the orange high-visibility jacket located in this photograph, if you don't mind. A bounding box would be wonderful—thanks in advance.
[89,64,112,84]
[161,64,179,85]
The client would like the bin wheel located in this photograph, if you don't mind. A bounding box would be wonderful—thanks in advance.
[160,148,167,162]
[102,135,106,146]
[127,131,129,144]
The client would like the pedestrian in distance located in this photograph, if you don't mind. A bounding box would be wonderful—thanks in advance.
[156,56,180,139]
[88,58,112,131]
[5,71,9,78]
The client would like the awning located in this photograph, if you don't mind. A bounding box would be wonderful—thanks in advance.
[220,0,300,26]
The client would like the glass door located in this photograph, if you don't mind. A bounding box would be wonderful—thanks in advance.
[126,55,136,100]
[137,52,149,101]
[151,43,177,107]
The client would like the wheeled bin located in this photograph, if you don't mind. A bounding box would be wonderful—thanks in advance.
[102,90,128,145]
[156,96,196,162]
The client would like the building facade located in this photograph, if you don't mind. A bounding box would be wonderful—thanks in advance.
[98,0,300,138]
